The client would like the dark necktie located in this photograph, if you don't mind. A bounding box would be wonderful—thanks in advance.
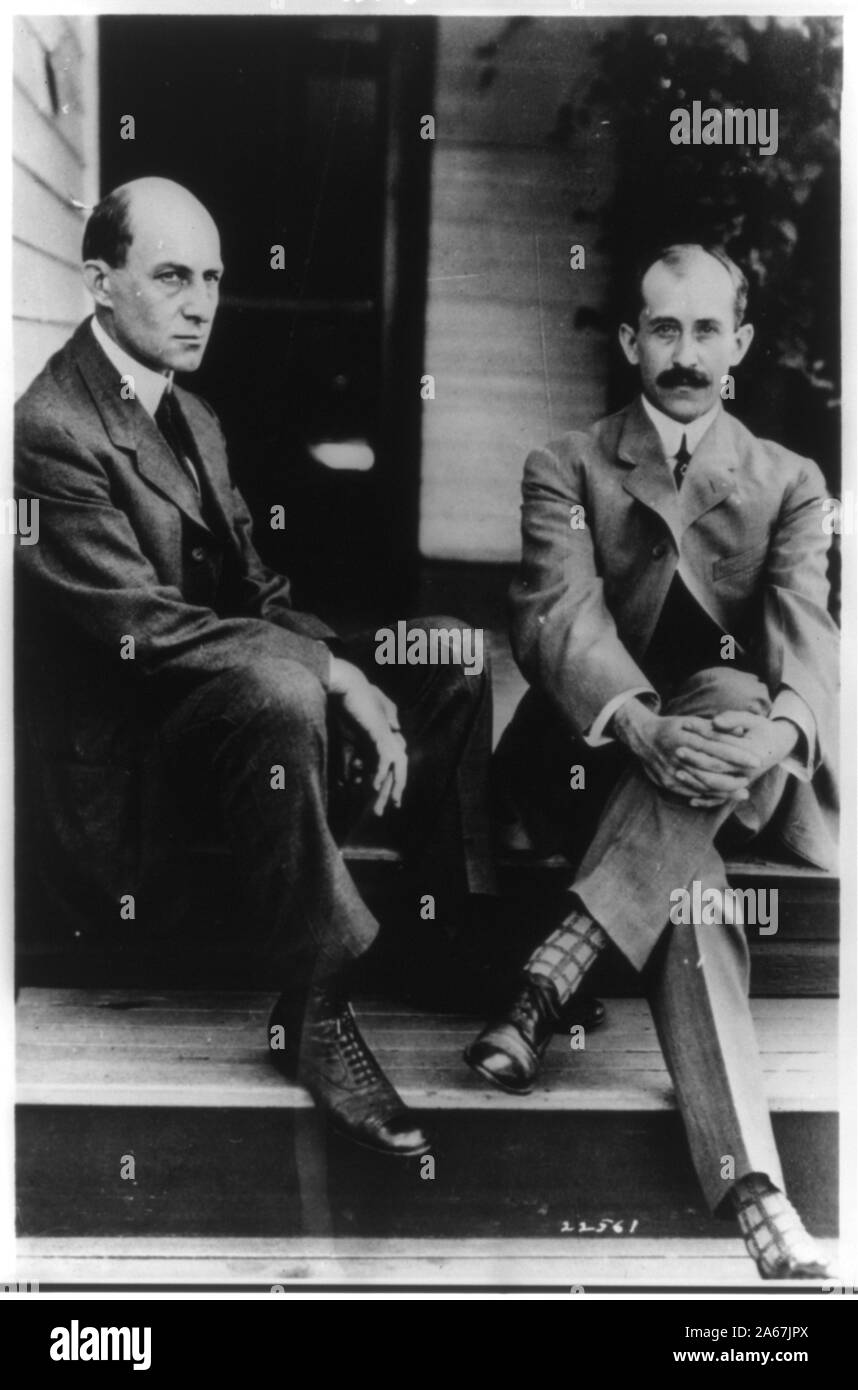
[155,389,202,497]
[673,434,691,488]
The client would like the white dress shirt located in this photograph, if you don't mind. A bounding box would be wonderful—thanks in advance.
[640,393,722,464]
[90,313,172,417]
[90,315,202,494]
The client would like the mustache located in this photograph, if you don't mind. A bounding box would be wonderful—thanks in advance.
[656,366,711,389]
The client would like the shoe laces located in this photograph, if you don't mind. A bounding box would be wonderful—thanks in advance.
[335,1004,385,1088]
[509,975,557,1033]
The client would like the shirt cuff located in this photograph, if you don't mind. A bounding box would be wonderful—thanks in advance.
[585,686,660,748]
[770,688,817,782]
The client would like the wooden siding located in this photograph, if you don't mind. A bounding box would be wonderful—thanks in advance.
[420,17,619,561]
[12,14,98,397]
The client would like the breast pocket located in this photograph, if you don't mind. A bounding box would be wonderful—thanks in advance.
[713,538,769,582]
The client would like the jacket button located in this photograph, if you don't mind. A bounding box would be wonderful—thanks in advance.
[190,545,206,563]
[651,542,667,559]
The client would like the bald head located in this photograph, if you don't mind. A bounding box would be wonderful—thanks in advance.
[624,243,749,333]
[640,245,748,331]
[83,178,219,269]
[82,177,223,374]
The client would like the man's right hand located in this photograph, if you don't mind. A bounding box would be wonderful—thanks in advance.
[328,656,408,815]
[611,698,762,808]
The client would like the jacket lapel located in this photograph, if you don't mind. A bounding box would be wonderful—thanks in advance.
[617,399,682,553]
[71,320,215,533]
[677,410,740,532]
[617,398,740,548]
[134,409,214,531]
[173,388,237,534]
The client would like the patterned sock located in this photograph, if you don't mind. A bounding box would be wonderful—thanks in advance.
[731,1173,827,1278]
[525,908,608,1007]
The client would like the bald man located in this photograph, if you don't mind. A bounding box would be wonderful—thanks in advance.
[15,177,501,1157]
[466,244,839,1280]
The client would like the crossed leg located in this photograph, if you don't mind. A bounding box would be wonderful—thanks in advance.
[469,666,829,1275]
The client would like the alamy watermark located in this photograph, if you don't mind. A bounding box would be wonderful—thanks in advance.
[670,102,778,156]
[669,880,778,935]
[375,621,484,676]
[50,1321,151,1371]
[1,498,39,544]
[822,493,855,535]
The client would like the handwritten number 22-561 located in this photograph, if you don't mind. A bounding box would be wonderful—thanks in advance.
[560,1218,640,1235]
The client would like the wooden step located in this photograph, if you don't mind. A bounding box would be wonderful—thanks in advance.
[17,849,838,996]
[14,1234,843,1290]
[16,990,838,1241]
[17,990,837,1111]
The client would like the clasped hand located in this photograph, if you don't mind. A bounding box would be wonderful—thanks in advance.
[615,703,798,809]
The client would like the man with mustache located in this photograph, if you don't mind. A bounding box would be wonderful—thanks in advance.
[467,244,838,1279]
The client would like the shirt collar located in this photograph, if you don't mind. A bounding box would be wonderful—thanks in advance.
[90,315,173,418]
[640,394,721,460]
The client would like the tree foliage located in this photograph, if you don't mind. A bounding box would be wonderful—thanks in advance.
[569,16,841,476]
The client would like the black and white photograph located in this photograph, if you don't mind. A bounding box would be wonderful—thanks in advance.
[3,0,855,1315]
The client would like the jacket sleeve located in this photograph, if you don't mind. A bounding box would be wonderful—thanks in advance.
[761,453,838,775]
[15,417,334,699]
[509,439,656,737]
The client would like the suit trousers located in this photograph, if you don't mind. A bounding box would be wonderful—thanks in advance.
[157,616,495,989]
[494,666,787,1210]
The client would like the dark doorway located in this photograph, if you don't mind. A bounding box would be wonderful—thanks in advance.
[98,14,436,620]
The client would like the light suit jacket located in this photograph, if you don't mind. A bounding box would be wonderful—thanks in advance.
[509,398,839,870]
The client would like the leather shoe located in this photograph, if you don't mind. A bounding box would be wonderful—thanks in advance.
[558,992,605,1033]
[464,972,560,1094]
[269,985,431,1158]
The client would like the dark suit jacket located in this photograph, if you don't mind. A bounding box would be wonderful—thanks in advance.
[509,399,839,870]
[15,319,337,929]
